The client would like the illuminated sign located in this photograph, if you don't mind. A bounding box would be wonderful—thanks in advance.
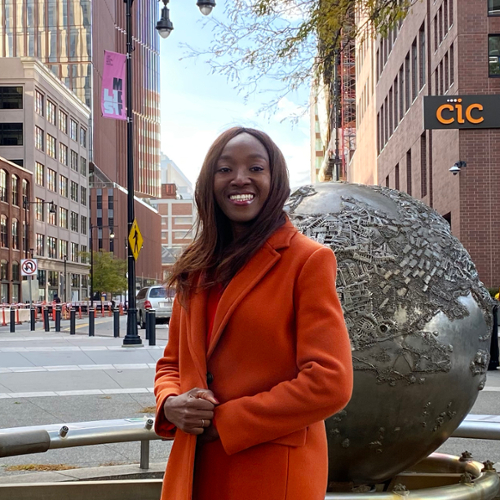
[423,95,500,129]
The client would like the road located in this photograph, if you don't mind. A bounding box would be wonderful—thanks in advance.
[0,316,499,480]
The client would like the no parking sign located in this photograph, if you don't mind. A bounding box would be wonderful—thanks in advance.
[21,259,38,276]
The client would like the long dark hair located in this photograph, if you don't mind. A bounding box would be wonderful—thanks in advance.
[167,127,291,304]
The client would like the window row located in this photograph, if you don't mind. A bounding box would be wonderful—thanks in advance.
[0,215,26,250]
[0,169,29,207]
[35,162,87,205]
[435,44,455,94]
[35,235,86,263]
[34,127,87,175]
[33,202,87,235]
[0,87,23,110]
[377,26,426,153]
[384,134,428,199]
[434,0,453,51]
[35,89,87,147]
[376,16,403,80]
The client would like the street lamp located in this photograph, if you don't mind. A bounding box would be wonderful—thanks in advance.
[63,255,67,303]
[120,0,216,347]
[89,225,115,309]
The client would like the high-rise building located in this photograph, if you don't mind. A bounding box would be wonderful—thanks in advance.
[350,0,500,287]
[0,1,162,290]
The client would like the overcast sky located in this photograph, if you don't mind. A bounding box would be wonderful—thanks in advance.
[158,2,312,189]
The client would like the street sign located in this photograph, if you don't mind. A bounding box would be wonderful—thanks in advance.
[128,219,143,261]
[21,259,38,276]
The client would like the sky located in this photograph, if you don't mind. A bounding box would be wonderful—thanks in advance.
[158,2,312,190]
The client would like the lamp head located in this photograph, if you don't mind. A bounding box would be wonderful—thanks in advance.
[449,161,467,175]
[156,4,173,38]
[110,231,115,239]
[197,0,216,15]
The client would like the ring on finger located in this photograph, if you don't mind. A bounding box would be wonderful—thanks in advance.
[201,419,205,428]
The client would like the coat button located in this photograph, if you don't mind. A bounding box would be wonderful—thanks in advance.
[206,372,214,385]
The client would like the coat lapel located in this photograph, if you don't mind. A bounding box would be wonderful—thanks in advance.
[206,220,297,360]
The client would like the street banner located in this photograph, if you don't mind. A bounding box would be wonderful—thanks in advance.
[101,50,127,120]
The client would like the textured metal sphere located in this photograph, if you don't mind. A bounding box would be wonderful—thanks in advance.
[285,183,492,486]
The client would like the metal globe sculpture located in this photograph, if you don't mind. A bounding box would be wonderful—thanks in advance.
[285,183,492,486]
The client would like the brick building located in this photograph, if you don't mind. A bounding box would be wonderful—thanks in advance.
[0,157,33,303]
[350,0,500,287]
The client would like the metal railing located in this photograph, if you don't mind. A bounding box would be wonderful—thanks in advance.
[1,414,500,470]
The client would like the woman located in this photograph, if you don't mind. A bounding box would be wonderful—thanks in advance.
[154,127,353,500]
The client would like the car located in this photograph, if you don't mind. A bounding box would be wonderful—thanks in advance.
[136,285,175,329]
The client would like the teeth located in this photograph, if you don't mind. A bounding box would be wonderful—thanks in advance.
[230,194,254,202]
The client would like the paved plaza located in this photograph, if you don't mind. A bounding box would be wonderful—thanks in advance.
[0,317,499,479]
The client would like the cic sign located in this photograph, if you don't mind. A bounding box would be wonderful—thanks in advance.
[424,95,500,129]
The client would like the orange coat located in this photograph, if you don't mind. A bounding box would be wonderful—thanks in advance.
[154,220,353,500]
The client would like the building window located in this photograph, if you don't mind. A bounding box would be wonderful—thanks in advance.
[81,215,87,235]
[59,175,68,197]
[70,150,78,171]
[411,38,417,101]
[36,234,45,256]
[35,126,44,150]
[394,76,399,127]
[48,270,58,286]
[444,52,449,89]
[35,198,44,221]
[404,53,410,111]
[0,215,7,247]
[444,0,449,31]
[12,218,19,249]
[174,216,193,224]
[80,128,87,148]
[35,90,44,115]
[70,211,78,232]
[81,186,87,206]
[438,6,443,43]
[81,247,88,264]
[47,236,57,259]
[71,273,80,287]
[71,243,79,262]
[0,123,23,146]
[59,240,68,259]
[395,164,400,191]
[0,170,6,203]
[80,157,87,176]
[71,181,78,202]
[11,175,18,206]
[0,87,23,109]
[59,143,68,165]
[489,0,500,14]
[47,169,57,192]
[47,100,56,125]
[47,134,56,159]
[70,119,78,141]
[35,162,44,186]
[450,43,455,86]
[59,109,68,134]
[489,35,500,76]
[406,150,412,195]
[0,259,7,280]
[59,207,68,229]
[420,133,427,197]
[174,231,192,240]
[419,25,426,89]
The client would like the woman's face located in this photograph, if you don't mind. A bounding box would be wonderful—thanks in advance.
[213,133,271,237]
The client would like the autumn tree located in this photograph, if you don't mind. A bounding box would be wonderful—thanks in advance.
[186,0,411,114]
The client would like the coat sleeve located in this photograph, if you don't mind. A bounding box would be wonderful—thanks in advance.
[215,246,353,455]
[154,297,182,438]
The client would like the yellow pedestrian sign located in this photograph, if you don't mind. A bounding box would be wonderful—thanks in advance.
[128,219,143,261]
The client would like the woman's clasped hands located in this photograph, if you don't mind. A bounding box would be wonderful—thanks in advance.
[164,388,220,443]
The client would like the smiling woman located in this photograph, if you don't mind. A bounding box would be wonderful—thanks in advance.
[154,127,353,500]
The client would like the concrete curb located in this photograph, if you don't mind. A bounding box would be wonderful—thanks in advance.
[0,461,166,484]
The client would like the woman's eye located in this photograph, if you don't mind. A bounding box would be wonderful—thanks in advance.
[250,166,264,172]
[217,167,231,173]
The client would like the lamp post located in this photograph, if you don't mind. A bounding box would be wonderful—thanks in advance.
[121,0,216,347]
[89,225,115,309]
[63,255,67,303]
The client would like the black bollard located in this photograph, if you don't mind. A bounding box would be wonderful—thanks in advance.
[113,308,120,338]
[89,308,95,337]
[30,308,35,331]
[55,306,61,332]
[9,308,15,333]
[70,308,76,335]
[147,310,156,346]
[44,308,50,332]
